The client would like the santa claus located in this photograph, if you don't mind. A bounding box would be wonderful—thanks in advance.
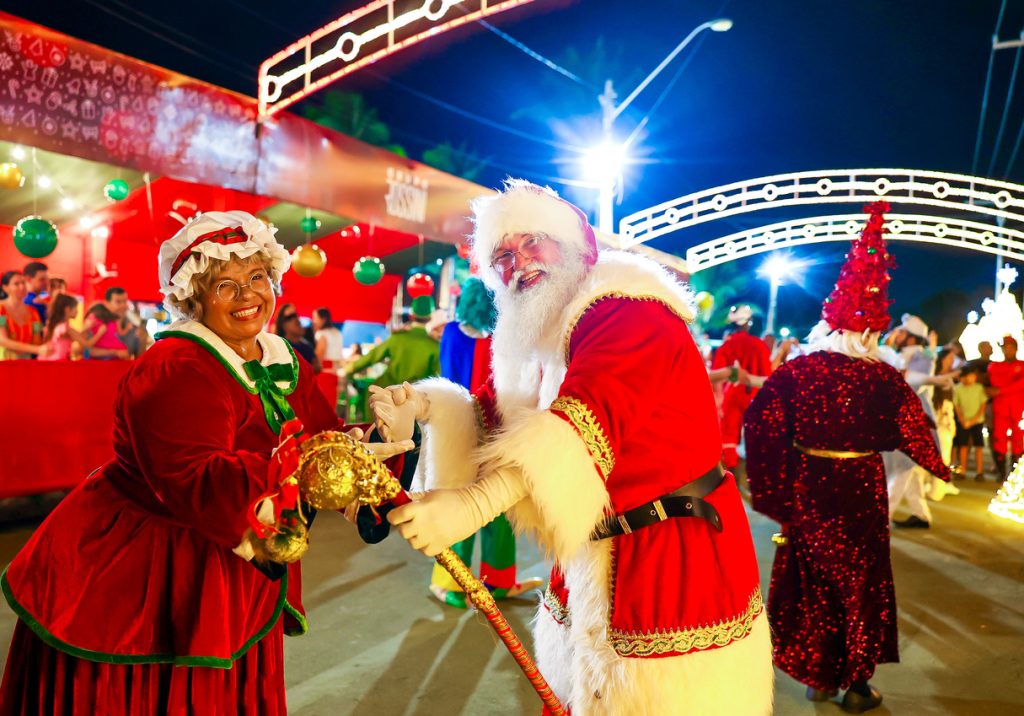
[371,180,773,715]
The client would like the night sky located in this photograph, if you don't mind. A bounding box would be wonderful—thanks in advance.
[15,0,1024,338]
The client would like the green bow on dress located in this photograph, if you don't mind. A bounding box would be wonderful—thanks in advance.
[243,360,297,434]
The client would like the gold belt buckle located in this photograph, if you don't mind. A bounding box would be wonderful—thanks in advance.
[617,515,633,535]
[652,499,668,521]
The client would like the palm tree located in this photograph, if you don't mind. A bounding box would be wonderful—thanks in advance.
[301,90,407,157]
[421,141,489,182]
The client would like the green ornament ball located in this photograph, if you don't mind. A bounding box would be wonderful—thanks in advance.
[104,178,130,202]
[300,215,321,234]
[13,215,58,258]
[353,256,384,286]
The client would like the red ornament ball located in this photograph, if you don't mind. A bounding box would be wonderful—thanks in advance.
[406,272,435,299]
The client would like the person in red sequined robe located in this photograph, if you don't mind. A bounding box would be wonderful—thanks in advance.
[373,180,773,715]
[744,202,950,713]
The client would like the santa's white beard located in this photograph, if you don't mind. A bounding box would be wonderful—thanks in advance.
[492,251,588,363]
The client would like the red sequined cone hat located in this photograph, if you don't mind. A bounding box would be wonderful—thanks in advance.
[821,201,895,333]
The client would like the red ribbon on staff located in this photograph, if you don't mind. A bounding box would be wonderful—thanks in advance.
[249,418,307,537]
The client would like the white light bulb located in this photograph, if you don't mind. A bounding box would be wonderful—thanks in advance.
[10,146,25,160]
[79,216,97,229]
[91,225,110,239]
[37,175,52,189]
[60,197,76,211]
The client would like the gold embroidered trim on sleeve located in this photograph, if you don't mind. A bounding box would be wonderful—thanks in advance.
[471,395,490,438]
[563,292,693,366]
[542,586,571,626]
[549,396,615,478]
[608,588,764,657]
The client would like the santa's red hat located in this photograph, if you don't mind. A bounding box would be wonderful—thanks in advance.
[470,179,598,285]
[821,201,895,333]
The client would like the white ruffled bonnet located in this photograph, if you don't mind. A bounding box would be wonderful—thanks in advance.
[158,210,291,301]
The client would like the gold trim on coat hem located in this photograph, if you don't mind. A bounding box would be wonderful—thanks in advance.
[608,588,764,657]
[549,396,616,478]
[563,292,693,366]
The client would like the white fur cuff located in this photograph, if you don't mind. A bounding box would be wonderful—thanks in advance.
[477,410,609,561]
[413,378,481,491]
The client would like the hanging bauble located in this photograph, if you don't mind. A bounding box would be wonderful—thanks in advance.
[103,178,130,202]
[292,244,326,278]
[456,243,471,259]
[406,272,435,299]
[300,215,321,234]
[353,256,384,286]
[694,291,715,314]
[13,216,58,258]
[0,163,24,190]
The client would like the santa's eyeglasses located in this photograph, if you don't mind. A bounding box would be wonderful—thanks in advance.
[490,234,551,275]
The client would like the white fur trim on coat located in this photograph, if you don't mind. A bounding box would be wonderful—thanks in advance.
[412,378,482,492]
[476,408,609,562]
[534,540,774,716]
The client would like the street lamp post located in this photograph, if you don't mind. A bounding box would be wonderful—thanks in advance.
[594,17,732,233]
[766,275,781,336]
[759,255,804,336]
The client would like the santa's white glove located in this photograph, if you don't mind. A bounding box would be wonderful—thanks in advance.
[345,425,414,459]
[368,382,430,441]
[387,466,527,557]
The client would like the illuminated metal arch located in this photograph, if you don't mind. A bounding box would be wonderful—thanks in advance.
[619,169,1024,246]
[259,0,536,118]
[685,213,1024,273]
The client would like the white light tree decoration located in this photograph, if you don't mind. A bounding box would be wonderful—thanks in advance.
[959,265,1024,361]
[990,454,1024,524]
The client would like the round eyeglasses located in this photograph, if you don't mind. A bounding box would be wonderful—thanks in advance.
[490,234,551,275]
[214,272,271,302]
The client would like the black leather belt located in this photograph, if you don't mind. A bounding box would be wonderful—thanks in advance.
[591,464,725,540]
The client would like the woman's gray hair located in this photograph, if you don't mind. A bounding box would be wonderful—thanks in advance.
[163,251,283,322]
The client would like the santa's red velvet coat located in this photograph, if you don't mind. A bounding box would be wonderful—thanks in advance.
[0,323,343,712]
[415,251,773,716]
[744,351,949,691]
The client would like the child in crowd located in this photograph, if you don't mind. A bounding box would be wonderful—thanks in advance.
[953,365,988,480]
[41,294,117,361]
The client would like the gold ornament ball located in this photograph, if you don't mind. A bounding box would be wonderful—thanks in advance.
[253,520,309,564]
[296,431,398,510]
[694,291,715,313]
[292,244,326,277]
[0,163,25,190]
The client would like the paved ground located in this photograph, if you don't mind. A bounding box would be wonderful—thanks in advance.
[0,477,1021,715]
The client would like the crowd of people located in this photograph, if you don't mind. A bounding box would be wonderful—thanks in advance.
[0,262,141,361]
[0,192,1013,716]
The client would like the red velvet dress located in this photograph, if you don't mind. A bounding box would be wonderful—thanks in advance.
[0,326,342,715]
[744,351,949,691]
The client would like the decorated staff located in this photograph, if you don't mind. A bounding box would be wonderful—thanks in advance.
[294,430,566,714]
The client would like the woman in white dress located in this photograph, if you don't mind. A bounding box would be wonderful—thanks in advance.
[313,306,345,411]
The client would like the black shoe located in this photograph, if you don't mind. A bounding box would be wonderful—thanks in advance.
[805,686,838,702]
[893,515,930,528]
[841,684,882,713]
[974,473,986,482]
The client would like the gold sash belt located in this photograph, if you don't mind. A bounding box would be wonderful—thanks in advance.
[794,442,875,459]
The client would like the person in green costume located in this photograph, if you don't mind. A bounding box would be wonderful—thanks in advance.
[346,295,441,417]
